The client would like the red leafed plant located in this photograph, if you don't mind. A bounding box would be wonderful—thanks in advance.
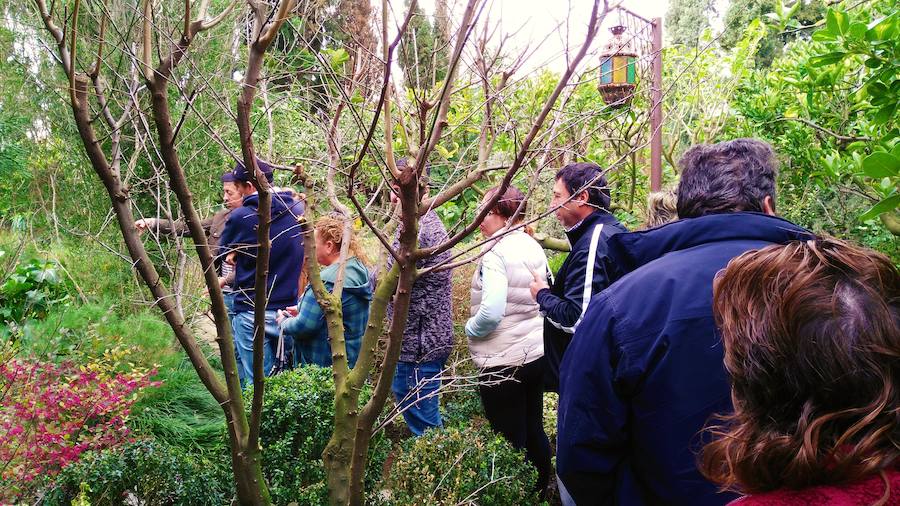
[0,348,160,499]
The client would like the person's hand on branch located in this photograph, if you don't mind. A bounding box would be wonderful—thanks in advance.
[529,268,550,300]
[134,218,156,235]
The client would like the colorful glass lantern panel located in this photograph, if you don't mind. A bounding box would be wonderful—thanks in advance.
[600,55,636,85]
[598,25,638,107]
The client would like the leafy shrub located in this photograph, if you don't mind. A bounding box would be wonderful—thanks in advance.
[442,385,485,429]
[547,251,568,276]
[543,391,559,448]
[249,366,389,505]
[3,296,227,456]
[386,424,539,505]
[42,439,230,506]
[0,252,70,340]
[0,353,160,501]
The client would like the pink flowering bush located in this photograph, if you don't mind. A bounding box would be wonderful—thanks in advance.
[0,348,160,500]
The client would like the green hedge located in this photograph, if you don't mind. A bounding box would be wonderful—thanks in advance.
[250,366,389,505]
[386,424,538,505]
[43,440,231,506]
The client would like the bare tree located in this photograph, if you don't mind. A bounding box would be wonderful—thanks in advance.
[32,0,285,502]
[296,0,612,503]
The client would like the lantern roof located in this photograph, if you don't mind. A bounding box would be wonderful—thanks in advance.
[600,25,637,58]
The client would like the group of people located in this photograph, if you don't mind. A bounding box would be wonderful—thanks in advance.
[136,138,899,505]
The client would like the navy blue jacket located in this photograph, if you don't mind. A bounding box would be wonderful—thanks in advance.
[537,210,626,392]
[557,212,812,506]
[219,191,304,312]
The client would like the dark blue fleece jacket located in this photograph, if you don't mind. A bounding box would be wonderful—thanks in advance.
[557,212,813,506]
[219,191,304,312]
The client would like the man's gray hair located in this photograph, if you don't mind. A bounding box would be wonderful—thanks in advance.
[676,138,777,219]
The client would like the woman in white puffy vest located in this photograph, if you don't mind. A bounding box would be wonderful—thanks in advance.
[465,185,552,497]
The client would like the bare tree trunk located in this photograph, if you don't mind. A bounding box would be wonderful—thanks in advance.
[35,0,270,502]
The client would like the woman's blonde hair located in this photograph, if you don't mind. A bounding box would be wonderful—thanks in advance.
[315,214,370,266]
[643,190,678,229]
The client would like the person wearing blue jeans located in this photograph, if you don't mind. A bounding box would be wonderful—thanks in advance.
[222,290,245,384]
[392,359,446,435]
[231,310,292,385]
[387,161,455,436]
[218,158,304,387]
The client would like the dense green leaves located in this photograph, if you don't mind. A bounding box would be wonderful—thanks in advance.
[0,252,71,340]
[245,367,389,505]
[862,152,900,179]
[861,194,900,221]
[385,424,538,505]
[44,440,231,506]
[734,0,899,235]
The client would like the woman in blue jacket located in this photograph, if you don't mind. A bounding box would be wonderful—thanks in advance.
[278,215,372,368]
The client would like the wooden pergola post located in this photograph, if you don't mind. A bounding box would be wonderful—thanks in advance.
[650,17,663,192]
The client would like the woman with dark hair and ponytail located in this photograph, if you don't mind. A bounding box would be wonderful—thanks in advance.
[704,238,900,505]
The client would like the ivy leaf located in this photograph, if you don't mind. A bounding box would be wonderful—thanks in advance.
[867,81,888,97]
[812,29,836,41]
[860,194,900,221]
[847,22,867,40]
[862,152,900,178]
[866,13,898,41]
[826,9,849,36]
[864,57,883,69]
[867,14,889,31]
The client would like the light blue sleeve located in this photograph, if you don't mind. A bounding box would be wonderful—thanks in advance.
[465,251,508,339]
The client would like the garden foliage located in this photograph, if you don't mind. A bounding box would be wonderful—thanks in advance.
[732,0,899,243]
[43,440,230,506]
[0,352,160,501]
[386,424,539,505]
[0,251,70,340]
[249,366,389,504]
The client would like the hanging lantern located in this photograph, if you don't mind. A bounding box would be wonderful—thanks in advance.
[598,25,637,107]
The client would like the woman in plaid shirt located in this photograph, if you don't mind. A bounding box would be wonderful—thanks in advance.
[278,215,372,368]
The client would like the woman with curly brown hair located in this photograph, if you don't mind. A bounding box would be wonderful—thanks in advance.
[703,238,900,505]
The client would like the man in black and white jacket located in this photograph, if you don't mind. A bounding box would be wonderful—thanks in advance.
[530,163,626,393]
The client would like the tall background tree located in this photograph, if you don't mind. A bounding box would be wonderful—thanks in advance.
[665,0,715,47]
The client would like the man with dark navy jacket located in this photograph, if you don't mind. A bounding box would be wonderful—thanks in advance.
[219,158,305,386]
[556,139,814,505]
[529,163,626,393]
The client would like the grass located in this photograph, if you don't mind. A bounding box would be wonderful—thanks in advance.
[129,353,226,457]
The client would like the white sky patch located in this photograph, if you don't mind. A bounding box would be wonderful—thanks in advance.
[404,0,671,73]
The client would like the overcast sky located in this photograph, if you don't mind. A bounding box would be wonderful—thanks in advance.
[407,0,672,72]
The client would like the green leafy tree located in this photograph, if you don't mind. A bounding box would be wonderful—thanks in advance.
[732,0,899,243]
[398,0,447,90]
[722,0,825,67]
[666,0,715,47]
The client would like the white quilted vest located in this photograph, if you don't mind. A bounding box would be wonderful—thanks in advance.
[469,230,547,368]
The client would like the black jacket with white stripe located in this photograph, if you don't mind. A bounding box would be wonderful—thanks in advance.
[536,210,626,392]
